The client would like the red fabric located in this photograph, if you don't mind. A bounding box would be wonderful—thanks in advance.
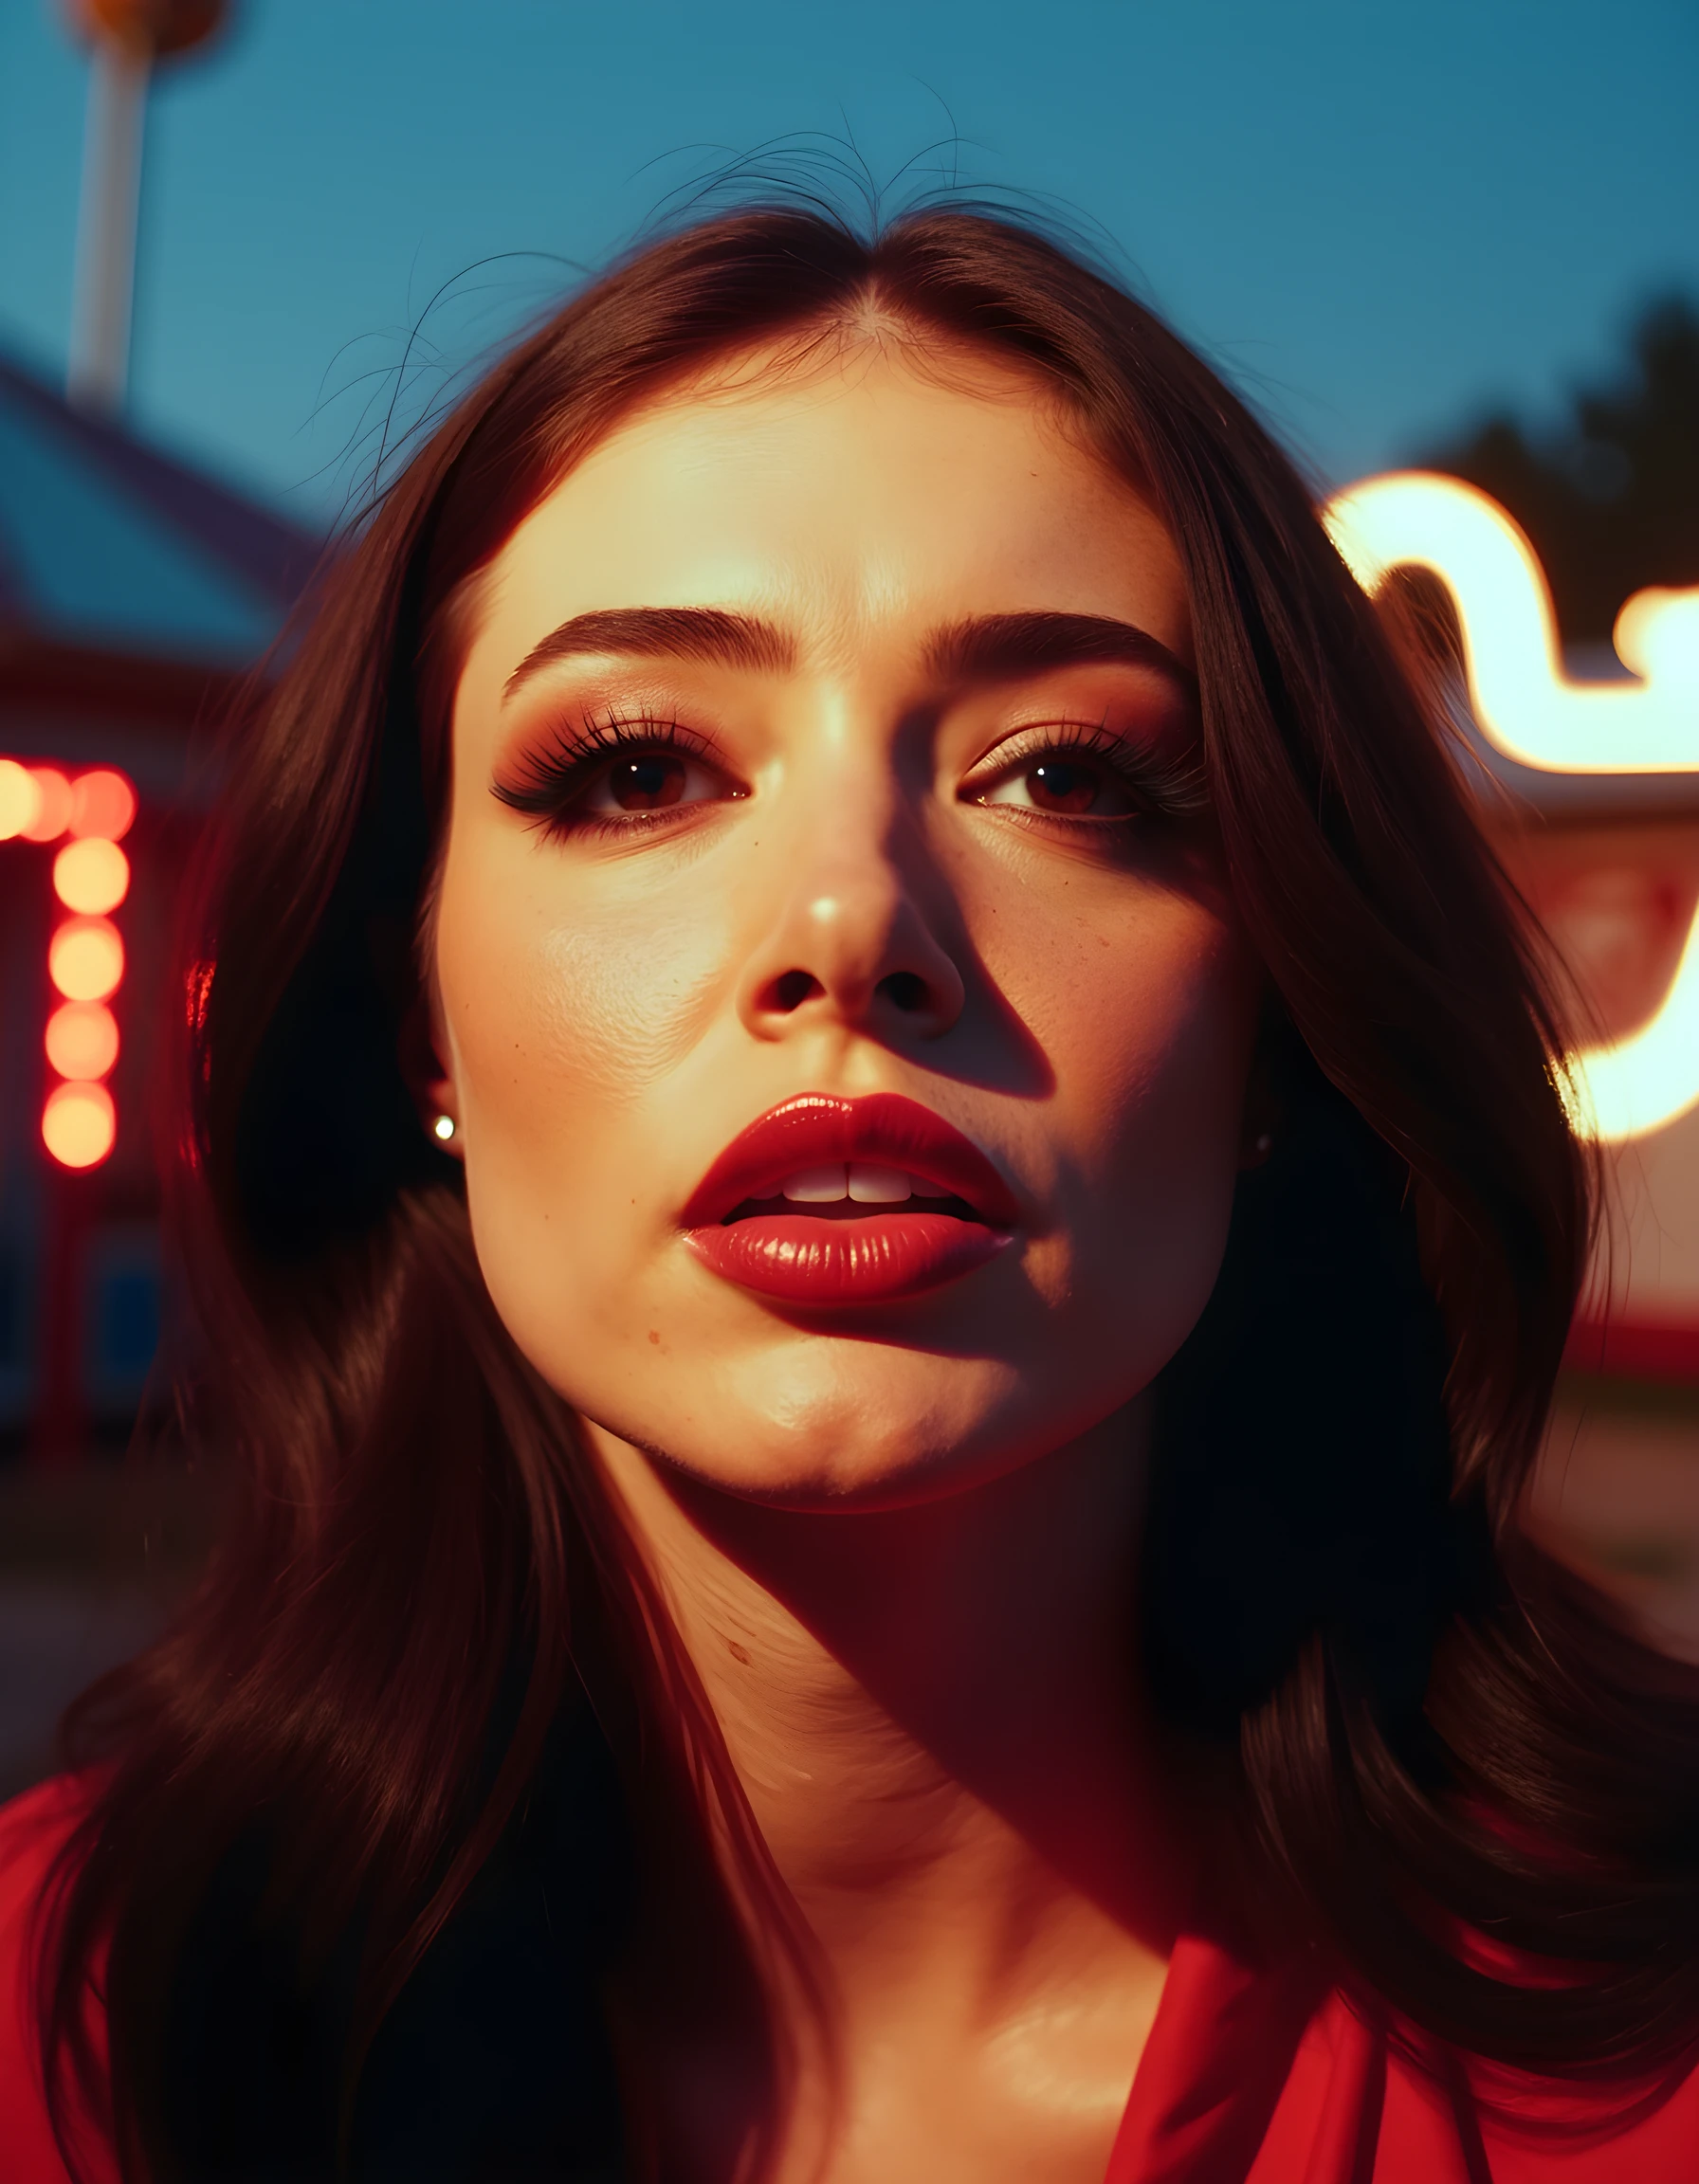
[0,1778,116,2184]
[1106,1931,1699,2183]
[4,1777,1698,2183]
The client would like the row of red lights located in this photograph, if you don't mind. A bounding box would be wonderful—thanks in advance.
[0,758,137,1171]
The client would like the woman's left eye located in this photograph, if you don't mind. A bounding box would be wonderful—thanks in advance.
[972,746,1142,820]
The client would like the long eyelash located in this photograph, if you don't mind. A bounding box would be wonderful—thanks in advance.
[493,713,711,827]
[987,720,1211,820]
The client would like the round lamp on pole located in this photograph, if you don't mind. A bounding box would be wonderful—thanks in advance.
[65,0,228,54]
[62,0,231,414]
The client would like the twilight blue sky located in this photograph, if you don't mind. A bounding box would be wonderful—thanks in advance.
[2,0,1694,529]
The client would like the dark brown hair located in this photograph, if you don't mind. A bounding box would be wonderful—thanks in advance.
[35,202,1699,2176]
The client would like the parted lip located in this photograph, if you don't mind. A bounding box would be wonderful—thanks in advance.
[681,1093,1021,1229]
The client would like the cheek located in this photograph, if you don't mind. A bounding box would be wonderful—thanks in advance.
[972,866,1254,1131]
[436,837,731,1119]
[433,835,743,1380]
[524,914,727,1104]
[1067,919,1254,1381]
[1087,918,1254,1156]
[970,870,1257,1288]
[431,835,737,1307]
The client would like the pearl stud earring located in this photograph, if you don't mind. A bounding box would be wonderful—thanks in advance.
[432,1114,457,1143]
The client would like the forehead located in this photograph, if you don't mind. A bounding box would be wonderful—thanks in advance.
[461,343,1191,681]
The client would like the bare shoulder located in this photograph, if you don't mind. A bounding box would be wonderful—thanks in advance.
[0,1775,116,2184]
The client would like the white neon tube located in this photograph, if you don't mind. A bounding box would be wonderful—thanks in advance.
[1321,471,1699,1141]
[1324,472,1699,776]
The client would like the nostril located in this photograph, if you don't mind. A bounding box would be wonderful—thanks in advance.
[880,971,928,1013]
[773,970,822,1013]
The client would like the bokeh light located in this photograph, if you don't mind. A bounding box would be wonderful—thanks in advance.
[67,768,137,842]
[42,1081,116,1170]
[48,918,124,1001]
[53,837,130,915]
[21,768,72,842]
[0,759,43,841]
[1568,919,1699,1143]
[45,1000,119,1082]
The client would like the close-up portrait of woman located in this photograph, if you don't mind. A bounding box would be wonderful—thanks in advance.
[3,198,1698,2183]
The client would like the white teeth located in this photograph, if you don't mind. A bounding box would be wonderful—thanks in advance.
[776,1163,919,1205]
[782,1164,848,1203]
[847,1163,911,1204]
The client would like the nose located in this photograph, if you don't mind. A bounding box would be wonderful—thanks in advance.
[736,814,967,1046]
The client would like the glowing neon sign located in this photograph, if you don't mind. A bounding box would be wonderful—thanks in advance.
[1324,474,1699,775]
[1323,473,1699,1144]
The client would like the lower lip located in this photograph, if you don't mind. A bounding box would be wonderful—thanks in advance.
[685,1211,1012,1304]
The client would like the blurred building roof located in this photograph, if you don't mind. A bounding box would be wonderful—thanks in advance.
[0,352,320,665]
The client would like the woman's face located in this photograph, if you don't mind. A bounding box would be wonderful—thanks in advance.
[434,341,1261,1508]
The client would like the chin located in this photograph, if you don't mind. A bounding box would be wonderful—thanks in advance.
[583,1333,1112,1513]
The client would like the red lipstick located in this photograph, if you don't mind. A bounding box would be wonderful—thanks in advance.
[683,1093,1018,1305]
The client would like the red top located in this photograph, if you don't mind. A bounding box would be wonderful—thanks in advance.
[5,1775,1697,2184]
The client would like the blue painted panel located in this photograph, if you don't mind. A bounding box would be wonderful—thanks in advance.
[84,1223,163,1412]
[0,399,280,658]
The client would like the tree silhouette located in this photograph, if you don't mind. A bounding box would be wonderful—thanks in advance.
[1420,297,1699,646]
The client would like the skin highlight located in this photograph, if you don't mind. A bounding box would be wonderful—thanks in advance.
[425,339,1265,2180]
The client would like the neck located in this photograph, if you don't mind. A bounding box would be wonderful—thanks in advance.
[583,1404,1195,2016]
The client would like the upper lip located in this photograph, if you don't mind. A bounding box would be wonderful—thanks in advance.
[682,1093,1021,1228]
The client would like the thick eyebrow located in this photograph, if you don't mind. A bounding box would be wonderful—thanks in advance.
[502,607,795,702]
[923,611,1196,694]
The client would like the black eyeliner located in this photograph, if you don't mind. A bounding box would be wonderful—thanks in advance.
[966,719,1210,823]
[493,713,723,835]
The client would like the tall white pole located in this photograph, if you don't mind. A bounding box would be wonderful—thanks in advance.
[66,35,152,416]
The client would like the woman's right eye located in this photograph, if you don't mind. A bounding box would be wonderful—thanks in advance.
[494,722,743,835]
[575,749,723,818]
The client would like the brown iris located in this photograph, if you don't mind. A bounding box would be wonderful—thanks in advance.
[1024,758,1103,814]
[607,755,687,810]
